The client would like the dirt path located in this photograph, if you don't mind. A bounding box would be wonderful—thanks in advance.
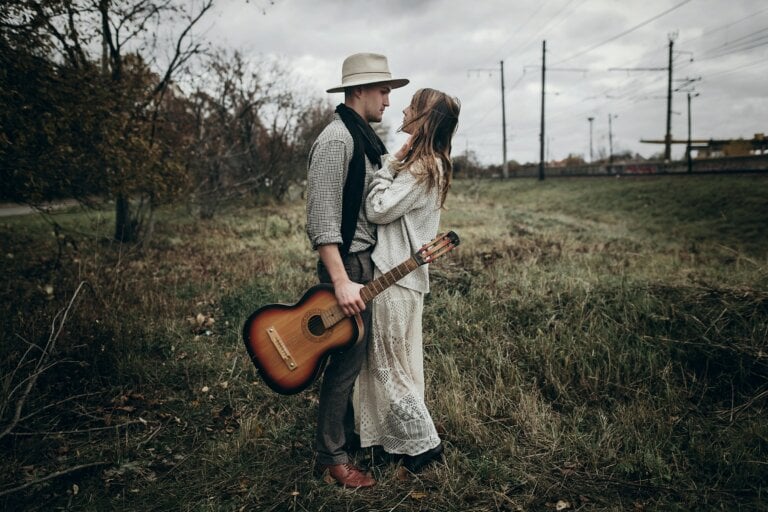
[0,200,80,218]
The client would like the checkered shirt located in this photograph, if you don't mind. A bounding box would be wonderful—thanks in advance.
[306,115,377,253]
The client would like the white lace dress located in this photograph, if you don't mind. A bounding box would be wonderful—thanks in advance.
[353,155,442,456]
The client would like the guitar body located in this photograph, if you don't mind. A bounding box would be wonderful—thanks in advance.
[242,231,459,395]
[242,284,363,395]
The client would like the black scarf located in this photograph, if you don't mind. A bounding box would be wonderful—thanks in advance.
[335,103,387,257]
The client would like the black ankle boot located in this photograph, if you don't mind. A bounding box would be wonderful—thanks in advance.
[404,443,444,473]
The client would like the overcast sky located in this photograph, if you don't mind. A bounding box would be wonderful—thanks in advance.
[206,0,767,165]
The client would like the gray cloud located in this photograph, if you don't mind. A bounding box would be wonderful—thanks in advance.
[209,0,768,164]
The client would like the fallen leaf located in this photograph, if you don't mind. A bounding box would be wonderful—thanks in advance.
[394,466,410,481]
[410,491,427,499]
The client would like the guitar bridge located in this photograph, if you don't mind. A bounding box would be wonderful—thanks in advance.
[266,326,297,371]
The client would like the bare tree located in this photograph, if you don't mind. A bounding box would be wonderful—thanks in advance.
[1,0,215,243]
[185,52,334,218]
[98,0,214,242]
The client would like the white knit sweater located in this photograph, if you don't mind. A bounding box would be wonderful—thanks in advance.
[365,155,443,294]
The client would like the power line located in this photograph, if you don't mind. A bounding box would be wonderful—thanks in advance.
[703,54,768,79]
[707,25,768,50]
[687,6,768,42]
[459,3,766,164]
[462,103,500,133]
[466,61,511,177]
[481,0,554,64]
[502,0,589,62]
[700,32,768,60]
[554,0,693,65]
[460,3,681,150]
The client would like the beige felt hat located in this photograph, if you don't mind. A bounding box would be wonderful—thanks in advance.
[326,53,409,93]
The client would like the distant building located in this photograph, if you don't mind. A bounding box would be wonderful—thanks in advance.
[641,133,767,158]
[694,133,766,158]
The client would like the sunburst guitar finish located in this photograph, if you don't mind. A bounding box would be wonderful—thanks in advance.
[242,284,362,394]
[242,231,460,395]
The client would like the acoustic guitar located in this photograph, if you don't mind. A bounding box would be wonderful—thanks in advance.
[242,231,460,395]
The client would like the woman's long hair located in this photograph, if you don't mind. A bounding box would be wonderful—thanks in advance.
[395,88,460,207]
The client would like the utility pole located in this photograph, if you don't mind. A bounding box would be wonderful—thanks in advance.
[500,60,508,179]
[608,114,617,172]
[587,116,594,163]
[609,34,685,162]
[686,92,699,173]
[468,61,509,178]
[664,33,677,161]
[539,40,546,181]
[527,42,585,181]
[674,76,700,172]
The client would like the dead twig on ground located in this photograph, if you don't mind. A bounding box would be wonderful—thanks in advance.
[0,461,110,498]
[0,282,88,441]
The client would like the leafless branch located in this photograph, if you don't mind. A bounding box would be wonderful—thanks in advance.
[151,0,213,102]
[0,282,88,441]
[114,0,165,47]
[18,393,103,424]
[62,0,88,66]
[9,419,151,436]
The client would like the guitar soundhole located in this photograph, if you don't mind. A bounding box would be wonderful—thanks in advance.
[307,315,325,337]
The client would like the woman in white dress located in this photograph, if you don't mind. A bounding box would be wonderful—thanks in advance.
[354,88,460,473]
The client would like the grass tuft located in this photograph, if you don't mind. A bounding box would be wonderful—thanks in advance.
[1,175,767,510]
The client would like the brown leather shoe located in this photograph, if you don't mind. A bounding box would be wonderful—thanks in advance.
[323,463,376,488]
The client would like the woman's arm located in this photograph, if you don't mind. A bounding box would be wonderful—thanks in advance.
[365,157,430,225]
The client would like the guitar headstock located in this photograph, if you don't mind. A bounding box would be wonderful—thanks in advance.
[414,231,460,265]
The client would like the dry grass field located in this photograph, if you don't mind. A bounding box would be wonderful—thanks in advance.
[1,174,767,511]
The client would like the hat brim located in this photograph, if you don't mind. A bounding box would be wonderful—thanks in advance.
[326,77,409,94]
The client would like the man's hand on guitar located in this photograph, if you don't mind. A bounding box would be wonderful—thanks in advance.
[333,278,366,317]
[242,231,460,394]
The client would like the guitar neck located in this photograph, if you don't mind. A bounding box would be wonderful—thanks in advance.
[320,256,420,328]
[360,257,420,303]
[321,257,420,330]
[322,231,458,329]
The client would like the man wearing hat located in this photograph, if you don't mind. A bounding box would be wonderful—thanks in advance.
[306,52,408,488]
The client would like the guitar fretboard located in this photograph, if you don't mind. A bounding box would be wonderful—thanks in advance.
[320,258,420,329]
[319,231,458,330]
[360,258,420,303]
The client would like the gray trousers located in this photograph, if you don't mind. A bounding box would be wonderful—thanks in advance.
[315,250,373,465]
